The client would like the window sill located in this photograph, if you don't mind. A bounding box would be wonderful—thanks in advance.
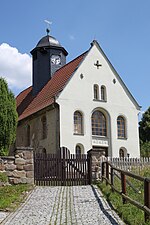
[73,133,84,136]
[117,137,127,140]
[93,99,107,103]
[92,135,107,138]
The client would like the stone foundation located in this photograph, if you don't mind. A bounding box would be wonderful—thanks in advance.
[0,147,34,185]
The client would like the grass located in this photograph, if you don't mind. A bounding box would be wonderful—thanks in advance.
[0,184,34,211]
[97,167,150,225]
[0,172,8,183]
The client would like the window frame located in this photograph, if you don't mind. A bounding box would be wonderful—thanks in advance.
[74,111,84,135]
[91,111,107,137]
[93,84,99,100]
[117,116,126,139]
[101,85,107,101]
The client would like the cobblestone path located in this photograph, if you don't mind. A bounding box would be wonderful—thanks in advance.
[1,185,124,225]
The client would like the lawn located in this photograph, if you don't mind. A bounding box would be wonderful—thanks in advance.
[97,167,150,225]
[0,184,34,211]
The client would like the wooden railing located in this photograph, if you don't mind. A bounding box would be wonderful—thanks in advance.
[102,161,150,222]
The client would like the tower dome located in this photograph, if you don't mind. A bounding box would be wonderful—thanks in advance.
[36,35,62,48]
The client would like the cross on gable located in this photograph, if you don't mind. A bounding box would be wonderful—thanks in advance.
[94,60,102,69]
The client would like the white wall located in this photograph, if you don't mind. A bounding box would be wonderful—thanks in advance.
[56,43,140,157]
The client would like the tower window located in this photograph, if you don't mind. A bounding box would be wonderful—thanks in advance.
[74,111,83,134]
[91,111,107,136]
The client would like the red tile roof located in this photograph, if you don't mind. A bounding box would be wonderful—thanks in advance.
[16,51,87,121]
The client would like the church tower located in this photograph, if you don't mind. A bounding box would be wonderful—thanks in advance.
[30,33,68,95]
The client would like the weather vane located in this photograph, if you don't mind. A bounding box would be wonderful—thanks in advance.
[44,20,52,35]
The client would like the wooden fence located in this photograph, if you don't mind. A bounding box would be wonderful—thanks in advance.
[34,152,91,186]
[100,157,150,175]
[102,161,150,222]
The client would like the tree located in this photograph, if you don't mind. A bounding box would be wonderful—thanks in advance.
[139,107,150,157]
[0,78,18,155]
[139,107,150,142]
[140,141,150,157]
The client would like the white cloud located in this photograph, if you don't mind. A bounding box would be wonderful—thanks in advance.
[0,43,32,91]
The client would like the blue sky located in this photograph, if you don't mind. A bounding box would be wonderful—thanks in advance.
[0,0,150,112]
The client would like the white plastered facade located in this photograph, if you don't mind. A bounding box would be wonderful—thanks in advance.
[56,42,140,157]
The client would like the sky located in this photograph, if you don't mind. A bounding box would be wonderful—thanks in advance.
[0,0,149,113]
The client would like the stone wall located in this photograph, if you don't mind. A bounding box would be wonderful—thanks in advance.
[0,147,34,185]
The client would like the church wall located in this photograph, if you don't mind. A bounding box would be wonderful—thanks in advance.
[16,106,59,154]
[57,44,140,157]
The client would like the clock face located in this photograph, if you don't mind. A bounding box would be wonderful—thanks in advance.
[51,55,61,65]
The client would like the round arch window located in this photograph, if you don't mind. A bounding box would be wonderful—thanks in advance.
[76,145,81,155]
[119,148,124,158]
[91,111,107,136]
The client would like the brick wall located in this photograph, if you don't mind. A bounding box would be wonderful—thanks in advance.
[0,147,34,185]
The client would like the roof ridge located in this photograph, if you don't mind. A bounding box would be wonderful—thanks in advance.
[16,85,32,98]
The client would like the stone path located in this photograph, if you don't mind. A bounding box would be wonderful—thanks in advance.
[1,185,124,225]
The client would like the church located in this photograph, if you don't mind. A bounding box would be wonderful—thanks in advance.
[16,32,141,158]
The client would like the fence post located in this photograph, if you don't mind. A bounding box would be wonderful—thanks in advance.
[111,167,114,191]
[121,172,126,204]
[106,162,109,185]
[87,151,92,185]
[101,162,105,182]
[144,178,150,222]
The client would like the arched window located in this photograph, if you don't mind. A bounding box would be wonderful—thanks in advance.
[41,115,47,139]
[94,84,99,100]
[74,111,83,134]
[27,125,30,146]
[76,145,81,155]
[101,86,106,101]
[119,148,124,158]
[117,116,126,139]
[91,111,107,136]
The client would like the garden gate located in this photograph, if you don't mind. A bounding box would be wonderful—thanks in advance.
[34,148,91,186]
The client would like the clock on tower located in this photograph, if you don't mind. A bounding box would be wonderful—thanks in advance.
[51,55,61,65]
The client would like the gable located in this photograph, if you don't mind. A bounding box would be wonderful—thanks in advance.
[57,41,141,111]
[93,41,141,110]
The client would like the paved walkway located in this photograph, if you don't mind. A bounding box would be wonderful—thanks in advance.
[1,185,124,225]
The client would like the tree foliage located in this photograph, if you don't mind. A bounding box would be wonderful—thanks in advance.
[139,107,150,142]
[140,141,150,157]
[139,107,150,157]
[0,78,18,155]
